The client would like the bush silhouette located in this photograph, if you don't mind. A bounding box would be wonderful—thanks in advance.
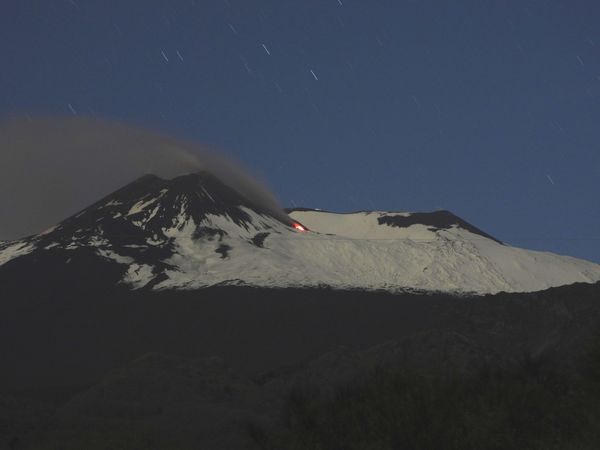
[250,350,600,450]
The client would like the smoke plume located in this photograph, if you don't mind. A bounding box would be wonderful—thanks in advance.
[0,116,290,240]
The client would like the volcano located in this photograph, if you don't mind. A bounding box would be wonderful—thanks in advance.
[2,172,600,449]
[1,172,599,294]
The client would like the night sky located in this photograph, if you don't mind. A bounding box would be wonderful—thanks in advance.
[2,1,600,262]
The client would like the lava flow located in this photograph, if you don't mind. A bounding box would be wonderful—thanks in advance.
[292,222,308,232]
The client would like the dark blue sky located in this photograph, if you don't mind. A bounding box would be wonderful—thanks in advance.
[2,1,600,262]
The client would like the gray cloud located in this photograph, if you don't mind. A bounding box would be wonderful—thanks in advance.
[0,116,289,240]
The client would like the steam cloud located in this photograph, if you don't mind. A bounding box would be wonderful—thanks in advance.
[0,116,290,241]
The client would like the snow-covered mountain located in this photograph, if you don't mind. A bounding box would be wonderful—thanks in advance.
[1,172,600,294]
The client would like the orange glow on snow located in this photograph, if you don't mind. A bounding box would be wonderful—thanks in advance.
[292,222,307,232]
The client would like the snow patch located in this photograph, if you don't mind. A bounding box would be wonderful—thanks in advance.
[103,199,123,208]
[154,209,600,294]
[122,263,155,289]
[201,187,215,202]
[96,248,134,265]
[127,196,159,216]
[0,241,36,266]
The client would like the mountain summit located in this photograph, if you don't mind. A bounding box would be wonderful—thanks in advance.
[1,172,600,294]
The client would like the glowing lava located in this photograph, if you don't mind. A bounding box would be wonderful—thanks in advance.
[292,222,307,232]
